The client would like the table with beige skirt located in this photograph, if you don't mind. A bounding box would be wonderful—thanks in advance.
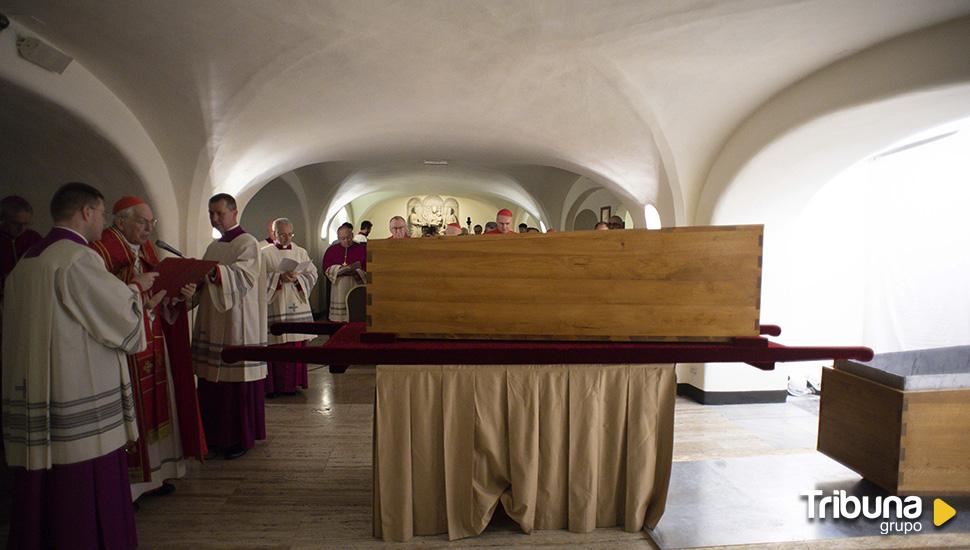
[372,363,677,542]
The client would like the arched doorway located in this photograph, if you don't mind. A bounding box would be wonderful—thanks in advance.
[574,209,598,230]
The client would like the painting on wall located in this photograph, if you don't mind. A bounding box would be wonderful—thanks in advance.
[600,206,612,223]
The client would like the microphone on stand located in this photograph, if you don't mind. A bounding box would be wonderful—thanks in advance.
[155,239,185,258]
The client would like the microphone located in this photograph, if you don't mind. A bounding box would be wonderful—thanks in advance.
[155,239,185,258]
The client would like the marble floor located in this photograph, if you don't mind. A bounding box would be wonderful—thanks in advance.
[2,366,969,549]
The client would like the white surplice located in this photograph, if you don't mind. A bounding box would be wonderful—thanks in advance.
[325,265,361,322]
[261,244,318,344]
[191,231,268,383]
[2,234,144,470]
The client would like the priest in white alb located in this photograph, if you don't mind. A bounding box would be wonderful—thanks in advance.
[261,217,318,396]
[189,193,268,460]
[3,182,162,549]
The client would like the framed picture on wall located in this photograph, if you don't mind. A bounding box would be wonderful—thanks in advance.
[600,206,612,222]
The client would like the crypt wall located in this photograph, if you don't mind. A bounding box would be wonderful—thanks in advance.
[0,19,179,246]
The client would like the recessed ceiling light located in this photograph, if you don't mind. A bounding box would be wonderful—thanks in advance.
[423,160,448,165]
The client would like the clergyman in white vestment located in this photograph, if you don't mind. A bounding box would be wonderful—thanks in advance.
[2,182,161,549]
[189,193,268,460]
[261,218,318,395]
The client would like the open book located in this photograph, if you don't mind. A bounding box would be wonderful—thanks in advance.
[156,257,219,296]
[333,262,367,283]
[277,258,314,273]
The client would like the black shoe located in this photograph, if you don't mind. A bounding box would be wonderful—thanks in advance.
[224,446,248,460]
[144,481,176,498]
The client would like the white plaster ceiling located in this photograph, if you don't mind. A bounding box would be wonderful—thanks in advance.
[6,0,970,225]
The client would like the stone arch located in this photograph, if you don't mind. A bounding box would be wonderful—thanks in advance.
[0,21,177,245]
[697,16,970,226]
[574,209,599,231]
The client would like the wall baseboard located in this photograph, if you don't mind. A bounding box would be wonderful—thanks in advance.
[677,383,788,405]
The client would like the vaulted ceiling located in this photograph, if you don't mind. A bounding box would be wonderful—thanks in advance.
[3,1,970,242]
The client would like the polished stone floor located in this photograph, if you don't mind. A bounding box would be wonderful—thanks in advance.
[2,366,969,549]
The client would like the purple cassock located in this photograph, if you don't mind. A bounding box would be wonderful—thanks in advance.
[7,228,137,550]
[322,240,367,272]
[9,449,137,550]
[197,378,266,450]
[266,341,309,395]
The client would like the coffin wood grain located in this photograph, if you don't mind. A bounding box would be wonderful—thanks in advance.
[366,225,763,341]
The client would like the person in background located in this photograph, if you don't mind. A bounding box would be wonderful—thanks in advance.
[595,221,610,230]
[518,222,528,233]
[483,221,498,234]
[388,216,409,239]
[608,215,625,230]
[261,218,318,397]
[0,195,44,447]
[495,209,514,234]
[444,222,462,236]
[0,195,43,294]
[354,220,372,243]
[263,219,277,247]
[473,224,483,235]
[322,224,367,321]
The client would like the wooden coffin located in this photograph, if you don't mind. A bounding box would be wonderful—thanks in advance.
[818,365,970,496]
[365,225,763,341]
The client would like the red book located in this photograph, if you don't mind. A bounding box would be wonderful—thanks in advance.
[156,257,219,296]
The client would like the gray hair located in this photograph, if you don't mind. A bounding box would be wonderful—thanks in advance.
[272,217,293,233]
[114,205,136,224]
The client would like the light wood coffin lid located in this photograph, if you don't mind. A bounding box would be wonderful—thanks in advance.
[365,225,763,341]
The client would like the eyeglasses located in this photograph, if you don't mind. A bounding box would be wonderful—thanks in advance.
[134,217,158,229]
[277,232,295,238]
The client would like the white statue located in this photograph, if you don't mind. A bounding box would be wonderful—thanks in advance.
[406,194,459,236]
[443,197,460,226]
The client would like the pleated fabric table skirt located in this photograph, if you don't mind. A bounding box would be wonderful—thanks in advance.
[373,363,677,542]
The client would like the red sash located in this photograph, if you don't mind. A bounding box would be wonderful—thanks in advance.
[91,228,207,480]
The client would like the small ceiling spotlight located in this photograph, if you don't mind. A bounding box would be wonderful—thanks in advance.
[423,160,448,166]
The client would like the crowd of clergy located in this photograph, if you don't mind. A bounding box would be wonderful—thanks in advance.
[0,186,627,549]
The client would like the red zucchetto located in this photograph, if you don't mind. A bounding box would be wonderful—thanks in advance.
[112,196,146,214]
[497,208,513,217]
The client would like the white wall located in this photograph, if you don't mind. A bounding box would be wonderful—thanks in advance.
[694,117,970,396]
[0,20,178,245]
[239,178,311,249]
